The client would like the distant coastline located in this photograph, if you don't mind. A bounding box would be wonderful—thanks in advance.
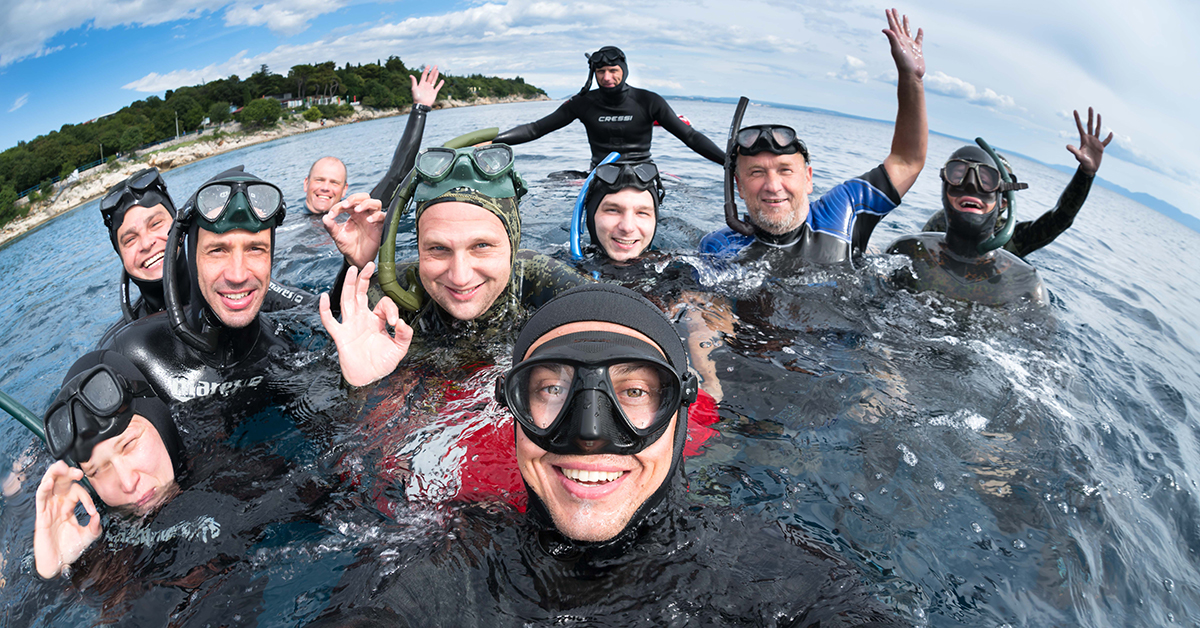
[0,94,548,248]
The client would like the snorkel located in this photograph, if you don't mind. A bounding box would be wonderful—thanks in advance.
[974,137,1027,253]
[377,128,532,312]
[723,97,756,236]
[0,389,45,443]
[570,152,622,260]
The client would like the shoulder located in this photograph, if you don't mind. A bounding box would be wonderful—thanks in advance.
[700,227,753,258]
[821,165,901,214]
[885,232,938,256]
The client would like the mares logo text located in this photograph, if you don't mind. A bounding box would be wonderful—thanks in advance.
[176,375,265,400]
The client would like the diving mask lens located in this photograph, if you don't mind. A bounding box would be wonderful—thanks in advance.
[474,145,513,176]
[594,162,660,186]
[101,169,167,221]
[416,145,515,182]
[942,160,1002,192]
[588,48,625,68]
[416,148,457,180]
[44,365,138,460]
[195,181,284,222]
[735,125,808,159]
[507,359,677,434]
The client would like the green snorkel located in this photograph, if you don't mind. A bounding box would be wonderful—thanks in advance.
[377,127,517,312]
[974,137,1028,254]
[0,390,45,443]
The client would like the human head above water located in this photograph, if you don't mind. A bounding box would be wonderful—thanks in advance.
[940,145,1011,243]
[183,166,285,329]
[584,160,665,261]
[43,350,183,510]
[500,283,697,542]
[100,168,176,282]
[304,156,348,214]
[411,145,526,322]
[732,124,815,236]
[582,45,629,93]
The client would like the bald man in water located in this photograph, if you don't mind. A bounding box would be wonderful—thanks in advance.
[304,156,349,214]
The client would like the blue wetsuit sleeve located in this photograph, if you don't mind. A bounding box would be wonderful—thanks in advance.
[370,105,429,205]
[494,100,579,145]
[647,93,725,165]
[699,227,751,259]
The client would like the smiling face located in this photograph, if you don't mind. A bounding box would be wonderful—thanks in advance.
[596,65,624,89]
[735,151,814,235]
[594,188,656,261]
[79,414,176,514]
[195,228,272,328]
[945,167,1000,215]
[116,203,173,281]
[417,201,512,321]
[515,321,677,542]
[303,157,348,213]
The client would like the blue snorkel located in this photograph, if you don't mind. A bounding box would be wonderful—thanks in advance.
[570,151,621,260]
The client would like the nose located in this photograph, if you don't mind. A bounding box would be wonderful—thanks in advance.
[762,170,785,193]
[224,248,251,284]
[446,250,474,286]
[114,459,138,494]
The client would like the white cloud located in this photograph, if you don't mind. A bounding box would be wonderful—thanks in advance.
[828,55,868,83]
[924,71,1017,109]
[8,93,29,112]
[122,52,253,92]
[223,0,350,37]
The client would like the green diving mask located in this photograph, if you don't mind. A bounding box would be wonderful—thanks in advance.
[413,145,528,204]
[194,180,286,234]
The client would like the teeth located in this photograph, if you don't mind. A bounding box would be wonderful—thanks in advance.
[561,468,623,483]
[143,252,164,268]
[224,291,250,300]
[614,238,638,245]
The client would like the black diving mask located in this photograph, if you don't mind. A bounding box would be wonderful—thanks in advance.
[735,124,810,161]
[101,168,170,228]
[497,331,696,456]
[587,47,626,69]
[44,365,155,461]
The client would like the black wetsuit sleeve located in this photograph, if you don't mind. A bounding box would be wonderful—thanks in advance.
[852,165,902,254]
[262,281,316,312]
[647,94,725,165]
[1006,167,1094,258]
[493,100,579,146]
[370,105,430,206]
[515,251,590,309]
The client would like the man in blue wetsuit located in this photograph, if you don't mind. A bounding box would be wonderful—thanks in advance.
[700,9,928,267]
[493,46,725,168]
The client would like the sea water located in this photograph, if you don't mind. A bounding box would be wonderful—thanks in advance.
[0,99,1198,626]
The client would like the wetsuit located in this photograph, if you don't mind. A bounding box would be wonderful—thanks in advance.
[370,104,430,208]
[886,234,1048,306]
[920,167,1096,258]
[700,165,901,266]
[494,88,725,168]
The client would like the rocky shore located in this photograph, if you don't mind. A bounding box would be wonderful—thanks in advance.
[0,93,548,247]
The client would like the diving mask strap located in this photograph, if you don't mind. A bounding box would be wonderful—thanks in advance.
[975,137,1019,254]
[724,97,755,236]
[376,127,500,312]
[570,151,622,260]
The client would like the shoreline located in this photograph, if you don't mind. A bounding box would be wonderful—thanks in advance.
[0,94,548,248]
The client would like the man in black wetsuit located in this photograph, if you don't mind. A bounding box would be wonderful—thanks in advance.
[321,144,586,387]
[920,107,1113,258]
[701,9,927,268]
[311,284,902,626]
[493,46,725,168]
[886,144,1047,306]
[100,167,344,406]
[303,156,348,214]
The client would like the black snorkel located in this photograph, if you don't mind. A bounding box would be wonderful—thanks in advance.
[974,137,1028,254]
[377,127,499,312]
[163,203,219,354]
[724,97,756,236]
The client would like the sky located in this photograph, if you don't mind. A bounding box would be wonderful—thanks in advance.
[1,0,1196,219]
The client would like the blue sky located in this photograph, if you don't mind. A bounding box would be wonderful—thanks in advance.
[2,0,1197,219]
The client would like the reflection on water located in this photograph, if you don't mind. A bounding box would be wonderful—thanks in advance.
[1,100,1199,626]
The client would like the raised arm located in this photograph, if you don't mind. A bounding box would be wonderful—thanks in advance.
[370,66,445,205]
[34,461,102,579]
[880,8,927,198]
[319,261,414,387]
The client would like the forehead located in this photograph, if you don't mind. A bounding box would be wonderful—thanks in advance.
[599,188,654,210]
[596,64,622,72]
[737,151,809,172]
[309,158,346,180]
[525,321,663,359]
[80,414,152,468]
[418,201,507,238]
[196,227,272,248]
[117,203,170,233]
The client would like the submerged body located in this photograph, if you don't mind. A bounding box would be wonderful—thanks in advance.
[887,232,1048,305]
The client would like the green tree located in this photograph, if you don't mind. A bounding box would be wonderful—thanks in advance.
[303,106,322,122]
[0,185,17,225]
[119,126,145,153]
[362,81,395,109]
[208,101,231,125]
[239,98,283,127]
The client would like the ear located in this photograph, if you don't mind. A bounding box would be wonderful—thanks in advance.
[734,171,745,200]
